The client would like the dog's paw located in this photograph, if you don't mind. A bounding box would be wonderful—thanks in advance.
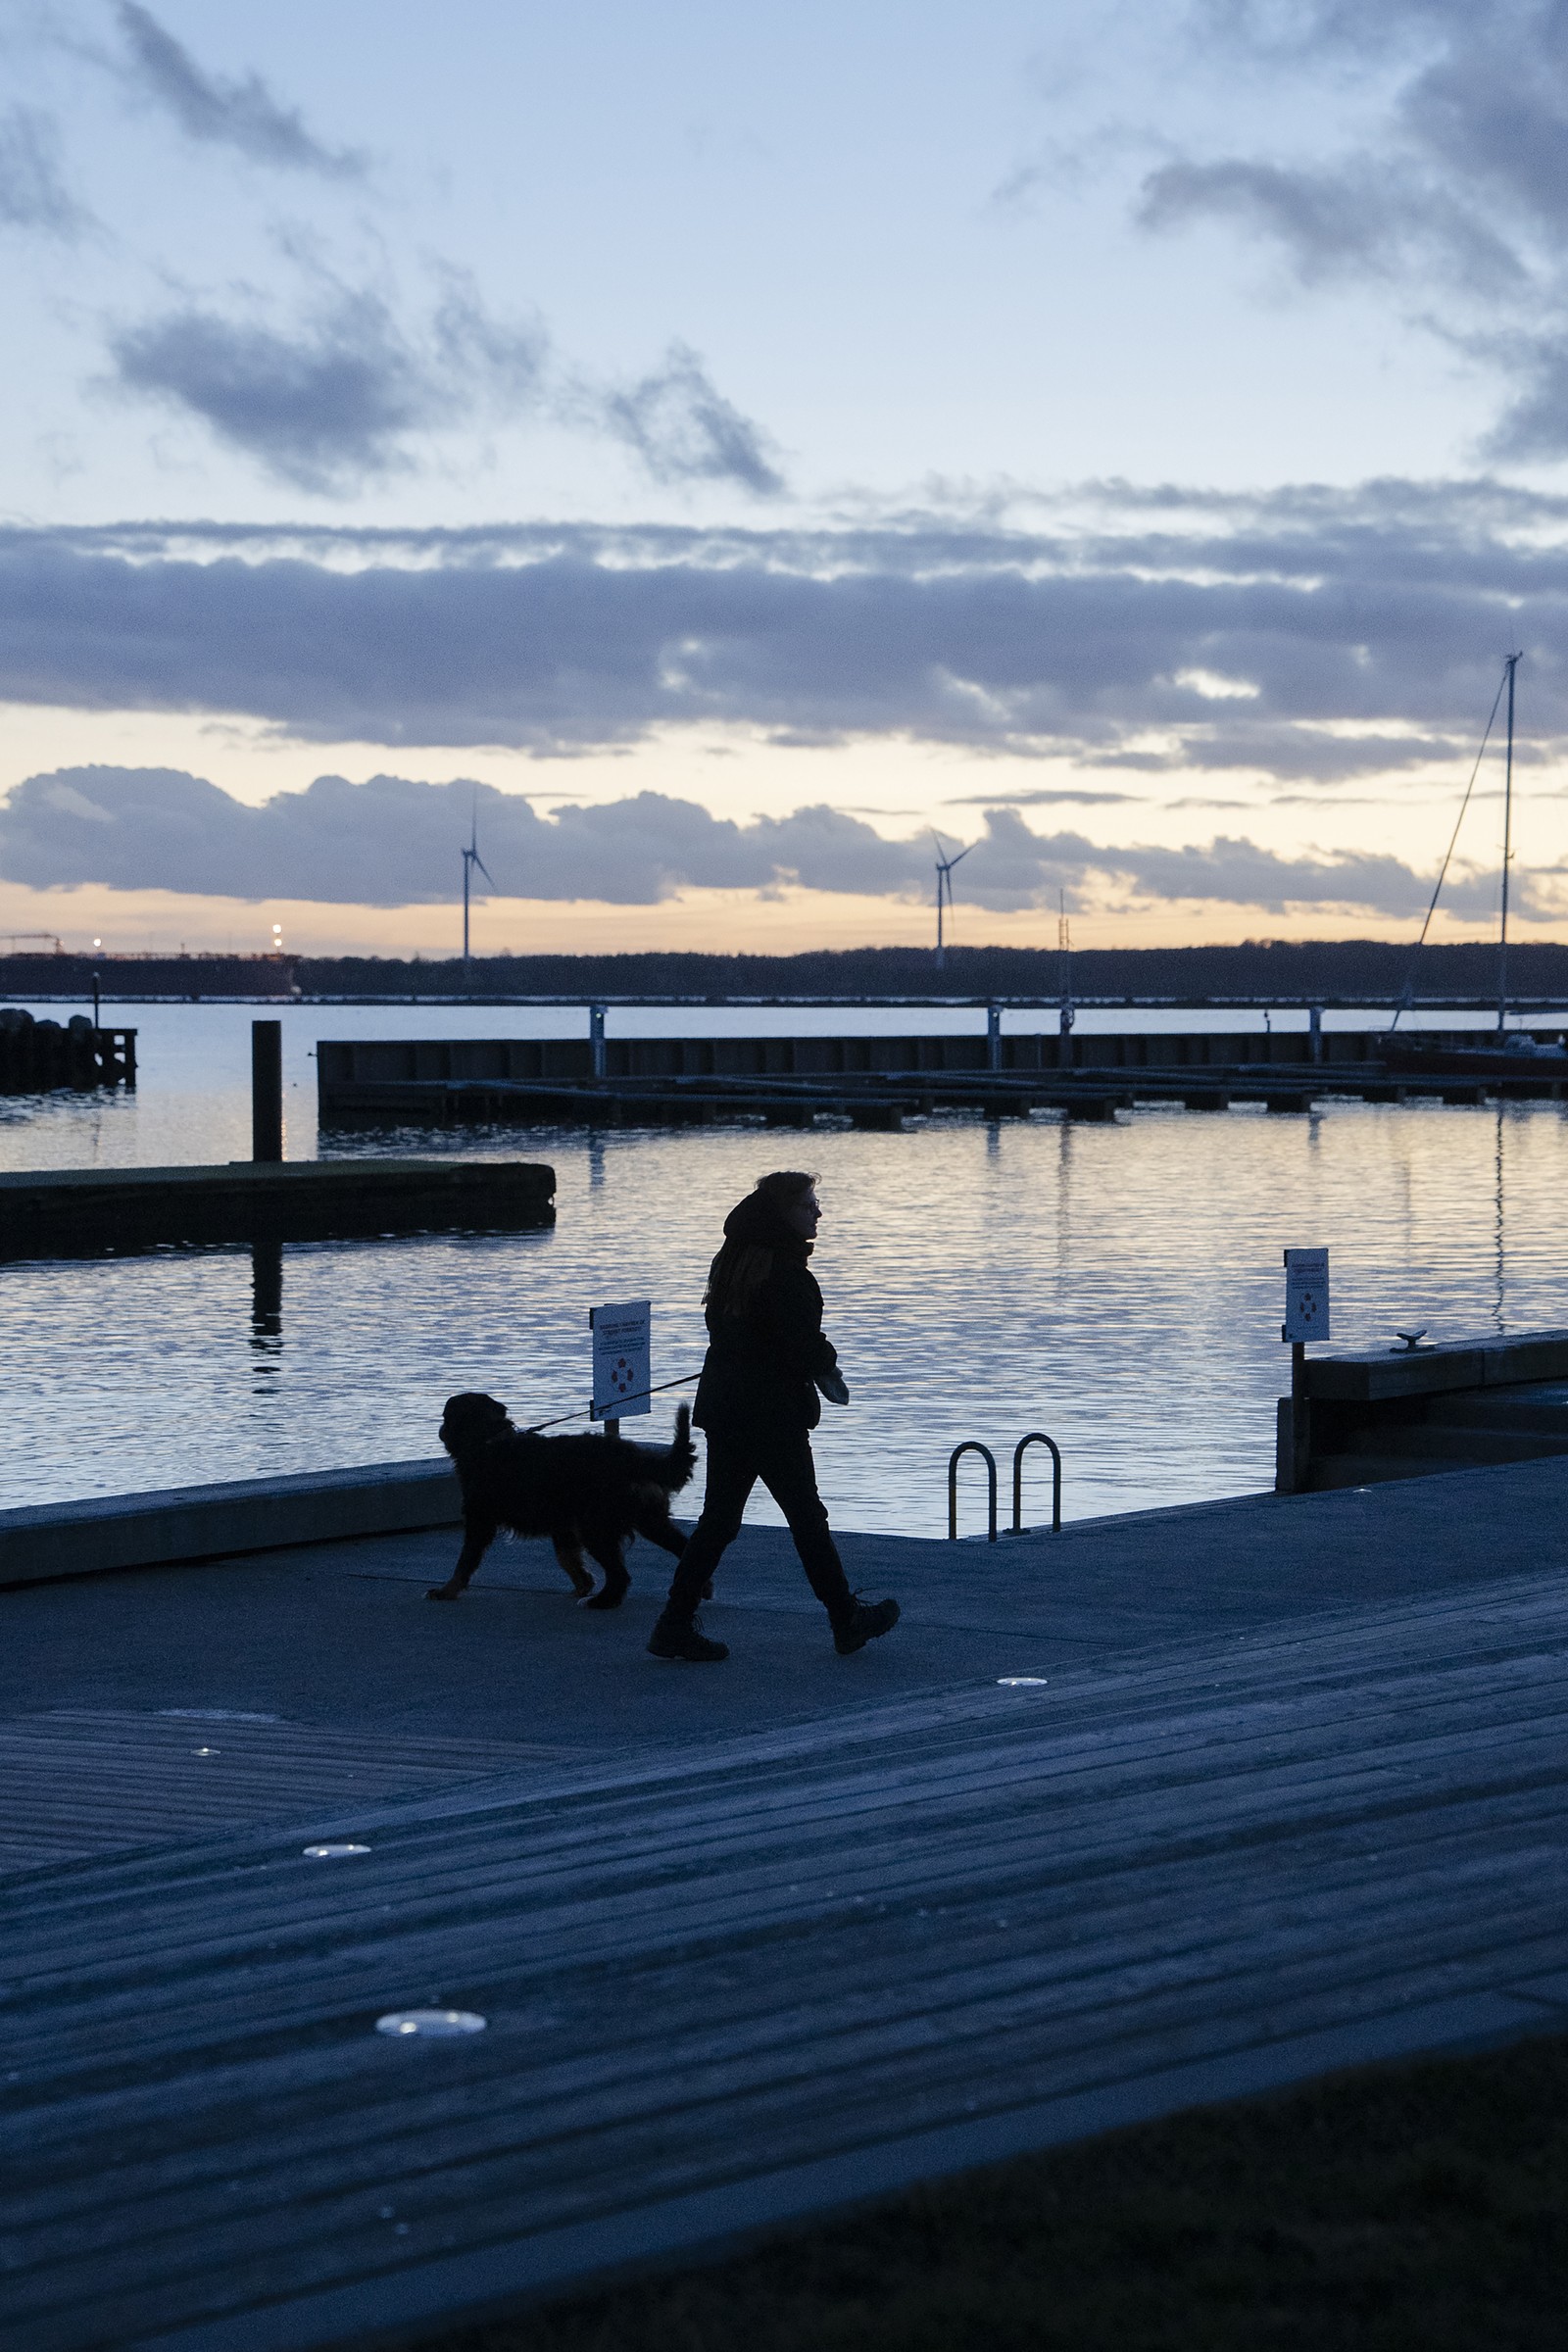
[581,1586,627,1611]
[425,1585,463,1602]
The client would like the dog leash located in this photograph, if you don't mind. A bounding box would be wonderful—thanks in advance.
[521,1370,703,1436]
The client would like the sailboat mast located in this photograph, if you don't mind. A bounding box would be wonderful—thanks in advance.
[1496,652,1520,1037]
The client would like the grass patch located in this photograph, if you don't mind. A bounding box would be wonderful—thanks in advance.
[406,2030,1568,2351]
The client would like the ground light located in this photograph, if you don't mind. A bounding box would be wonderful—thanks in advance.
[375,2010,486,2037]
[303,1842,370,1857]
[996,1676,1049,1687]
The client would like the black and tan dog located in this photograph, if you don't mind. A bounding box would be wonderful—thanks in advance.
[431,1393,697,1610]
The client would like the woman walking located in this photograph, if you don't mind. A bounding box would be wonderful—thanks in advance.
[648,1170,900,1664]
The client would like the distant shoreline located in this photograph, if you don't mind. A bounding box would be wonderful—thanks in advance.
[6,936,1568,1004]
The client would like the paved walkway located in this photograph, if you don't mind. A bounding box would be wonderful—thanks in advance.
[4,1463,1568,2349]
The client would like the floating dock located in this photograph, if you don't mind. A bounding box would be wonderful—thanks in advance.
[0,1157,555,1259]
[316,1028,1568,1127]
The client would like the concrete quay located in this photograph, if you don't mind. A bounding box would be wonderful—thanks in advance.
[4,1459,1568,2350]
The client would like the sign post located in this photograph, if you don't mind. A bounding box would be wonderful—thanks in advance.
[590,1300,651,1440]
[1280,1248,1329,1493]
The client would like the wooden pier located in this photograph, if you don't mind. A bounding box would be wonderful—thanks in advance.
[0,1158,555,1260]
[3,1460,1567,2347]
[316,1028,1568,1128]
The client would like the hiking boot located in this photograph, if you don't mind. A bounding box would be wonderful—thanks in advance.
[833,1596,901,1655]
[647,1611,729,1663]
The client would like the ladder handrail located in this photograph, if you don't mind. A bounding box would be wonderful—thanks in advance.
[948,1441,998,1542]
[1012,1432,1062,1534]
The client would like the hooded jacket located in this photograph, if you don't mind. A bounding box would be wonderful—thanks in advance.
[693,1190,841,1439]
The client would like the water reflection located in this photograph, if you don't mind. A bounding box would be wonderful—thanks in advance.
[250,1237,283,1377]
[1494,1107,1506,1332]
[3,1102,1567,1528]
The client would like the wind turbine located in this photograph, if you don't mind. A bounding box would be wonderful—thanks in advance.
[462,802,497,964]
[932,833,971,968]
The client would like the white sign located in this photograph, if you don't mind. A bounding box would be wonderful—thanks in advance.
[590,1299,651,1419]
[1282,1248,1330,1344]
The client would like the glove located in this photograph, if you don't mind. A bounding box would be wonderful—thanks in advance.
[815,1368,850,1406]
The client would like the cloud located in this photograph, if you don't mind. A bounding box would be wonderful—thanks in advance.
[1482,327,1568,461]
[943,788,1137,806]
[0,768,925,906]
[0,764,1486,919]
[1135,1,1568,454]
[106,282,780,496]
[0,483,1558,767]
[597,343,786,495]
[0,105,91,237]
[108,281,548,491]
[1136,155,1514,295]
[115,3,361,177]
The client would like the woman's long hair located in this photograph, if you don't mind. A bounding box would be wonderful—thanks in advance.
[705,1170,816,1321]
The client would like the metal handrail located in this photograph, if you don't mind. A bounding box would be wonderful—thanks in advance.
[1012,1432,1062,1534]
[948,1441,998,1542]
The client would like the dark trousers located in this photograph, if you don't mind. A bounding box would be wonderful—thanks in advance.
[664,1426,855,1626]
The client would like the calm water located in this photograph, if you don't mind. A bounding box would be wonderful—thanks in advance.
[3,1003,1565,1533]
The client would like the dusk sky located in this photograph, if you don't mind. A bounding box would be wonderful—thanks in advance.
[4,0,1568,956]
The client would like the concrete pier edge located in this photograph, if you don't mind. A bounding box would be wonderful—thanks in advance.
[0,1459,461,1588]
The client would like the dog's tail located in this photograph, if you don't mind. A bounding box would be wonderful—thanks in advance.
[658,1402,697,1494]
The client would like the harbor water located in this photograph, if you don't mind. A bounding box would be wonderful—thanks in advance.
[2,1002,1565,1534]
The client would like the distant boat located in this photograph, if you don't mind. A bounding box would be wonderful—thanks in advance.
[1382,653,1568,1077]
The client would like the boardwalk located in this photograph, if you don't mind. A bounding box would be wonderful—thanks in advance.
[4,1464,1568,2350]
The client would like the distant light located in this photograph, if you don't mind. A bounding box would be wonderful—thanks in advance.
[304,1843,370,1858]
[193,1745,219,1755]
[375,2009,486,2037]
[996,1676,1049,1688]
[92,937,102,950]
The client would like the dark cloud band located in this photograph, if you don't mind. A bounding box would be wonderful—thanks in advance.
[0,489,1559,767]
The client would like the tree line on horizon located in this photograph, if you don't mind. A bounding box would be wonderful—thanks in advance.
[1,939,1562,999]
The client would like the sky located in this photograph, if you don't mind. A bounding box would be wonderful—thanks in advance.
[4,0,1568,957]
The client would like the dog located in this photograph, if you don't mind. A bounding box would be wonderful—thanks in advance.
[431,1392,697,1610]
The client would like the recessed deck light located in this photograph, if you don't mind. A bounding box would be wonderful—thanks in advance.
[996,1676,1049,1687]
[304,1843,370,1858]
[375,2010,486,2037]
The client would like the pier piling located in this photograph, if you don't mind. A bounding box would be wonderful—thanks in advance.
[251,1020,283,1162]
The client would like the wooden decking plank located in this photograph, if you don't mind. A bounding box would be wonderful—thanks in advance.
[6,1768,1560,2238]
[10,1905,1563,2346]
[8,1556,1568,2349]
[12,1649,1568,1990]
[12,1599,1568,1947]
[13,1875,1566,2286]
[16,1838,1565,2234]
[0,1709,567,1875]
[9,1669,1567,2052]
[10,1743,1566,2095]
[12,1738,1561,2108]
